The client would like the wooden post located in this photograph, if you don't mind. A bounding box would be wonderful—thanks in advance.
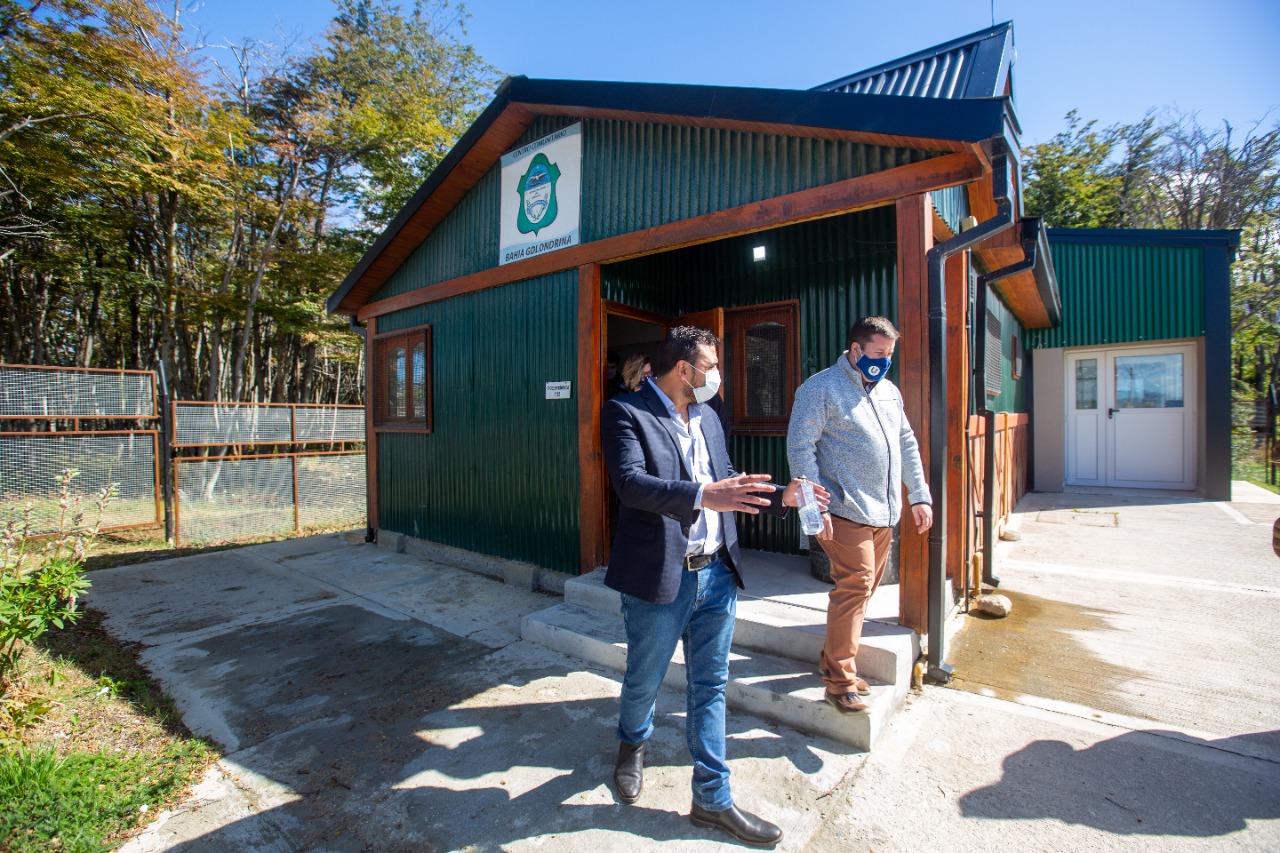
[365,316,379,537]
[577,264,605,575]
[896,194,932,634]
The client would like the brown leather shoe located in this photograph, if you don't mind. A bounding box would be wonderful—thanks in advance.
[690,801,783,847]
[818,661,871,696]
[825,690,869,713]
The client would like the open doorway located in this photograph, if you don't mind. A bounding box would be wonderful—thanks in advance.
[598,303,726,550]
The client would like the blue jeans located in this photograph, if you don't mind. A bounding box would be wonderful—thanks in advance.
[617,558,738,811]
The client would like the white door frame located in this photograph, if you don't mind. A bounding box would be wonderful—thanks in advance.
[1064,341,1198,490]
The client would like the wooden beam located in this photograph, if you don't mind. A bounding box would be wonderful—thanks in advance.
[356,152,984,321]
[895,194,932,635]
[577,264,605,575]
[365,316,379,536]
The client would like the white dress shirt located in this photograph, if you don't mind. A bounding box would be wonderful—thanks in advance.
[648,378,723,558]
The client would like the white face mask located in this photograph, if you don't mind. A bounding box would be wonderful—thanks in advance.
[686,365,721,404]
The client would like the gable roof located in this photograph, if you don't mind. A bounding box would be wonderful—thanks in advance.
[327,76,1011,316]
[814,21,1016,105]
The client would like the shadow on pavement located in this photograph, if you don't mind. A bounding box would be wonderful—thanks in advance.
[147,601,830,850]
[959,729,1280,837]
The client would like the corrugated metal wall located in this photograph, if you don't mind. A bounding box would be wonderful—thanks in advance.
[1026,241,1204,350]
[375,272,580,572]
[373,116,935,303]
[604,208,899,553]
[930,185,971,236]
[984,285,1028,414]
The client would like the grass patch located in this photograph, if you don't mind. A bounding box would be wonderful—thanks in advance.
[3,525,360,849]
[2,606,219,850]
[0,740,214,852]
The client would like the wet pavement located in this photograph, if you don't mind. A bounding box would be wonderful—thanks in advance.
[947,483,1280,763]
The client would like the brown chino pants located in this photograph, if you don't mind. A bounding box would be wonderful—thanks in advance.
[818,515,893,692]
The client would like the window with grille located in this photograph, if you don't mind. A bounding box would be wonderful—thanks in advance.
[985,310,1002,397]
[727,301,799,434]
[373,326,432,431]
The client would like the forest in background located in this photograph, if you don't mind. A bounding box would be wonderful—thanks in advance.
[3,1,1276,417]
[0,0,498,403]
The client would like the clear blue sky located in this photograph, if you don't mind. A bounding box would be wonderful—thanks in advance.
[186,0,1279,146]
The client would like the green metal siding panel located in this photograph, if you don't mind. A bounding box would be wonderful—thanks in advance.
[984,288,1028,414]
[930,185,970,236]
[604,208,899,553]
[376,272,580,572]
[1026,242,1204,350]
[374,116,937,303]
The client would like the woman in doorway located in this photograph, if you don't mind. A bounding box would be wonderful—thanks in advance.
[620,353,652,393]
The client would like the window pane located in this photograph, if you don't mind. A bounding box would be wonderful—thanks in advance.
[388,346,406,419]
[1075,359,1097,410]
[744,321,786,417]
[411,342,426,420]
[1115,353,1183,408]
[985,310,1002,396]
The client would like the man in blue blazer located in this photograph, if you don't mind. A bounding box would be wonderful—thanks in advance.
[601,325,824,847]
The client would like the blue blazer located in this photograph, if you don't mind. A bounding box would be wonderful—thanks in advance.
[602,382,786,605]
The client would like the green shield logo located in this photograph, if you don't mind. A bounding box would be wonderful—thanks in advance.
[516,153,561,235]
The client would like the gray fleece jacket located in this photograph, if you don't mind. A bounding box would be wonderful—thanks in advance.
[786,353,931,528]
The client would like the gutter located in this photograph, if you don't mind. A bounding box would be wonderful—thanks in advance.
[922,143,1015,684]
[974,217,1043,591]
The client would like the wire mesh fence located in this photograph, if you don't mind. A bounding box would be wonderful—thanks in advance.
[175,452,365,545]
[0,364,366,544]
[173,402,363,447]
[0,432,160,535]
[0,365,155,419]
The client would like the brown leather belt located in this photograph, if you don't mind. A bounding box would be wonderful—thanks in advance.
[684,549,723,571]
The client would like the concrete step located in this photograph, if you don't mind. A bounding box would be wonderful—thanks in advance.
[563,566,916,687]
[522,601,904,751]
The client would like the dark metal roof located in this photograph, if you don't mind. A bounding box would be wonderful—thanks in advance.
[328,76,1011,315]
[815,22,1015,102]
[1046,228,1241,249]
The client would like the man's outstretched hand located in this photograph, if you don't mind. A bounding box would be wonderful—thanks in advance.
[701,474,778,514]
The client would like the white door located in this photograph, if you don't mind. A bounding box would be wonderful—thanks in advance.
[1065,344,1197,490]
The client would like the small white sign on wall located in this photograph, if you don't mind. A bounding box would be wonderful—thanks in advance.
[545,381,572,400]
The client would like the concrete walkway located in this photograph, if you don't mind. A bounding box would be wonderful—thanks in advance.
[81,486,1280,851]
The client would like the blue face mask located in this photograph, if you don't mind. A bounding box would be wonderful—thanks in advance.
[855,352,892,381]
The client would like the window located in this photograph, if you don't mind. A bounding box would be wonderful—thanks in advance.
[727,301,799,434]
[1010,333,1023,380]
[373,326,432,431]
[985,310,1002,398]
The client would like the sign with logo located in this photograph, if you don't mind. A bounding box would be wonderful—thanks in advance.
[499,123,582,266]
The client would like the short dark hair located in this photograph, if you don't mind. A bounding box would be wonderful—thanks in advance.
[848,316,899,350]
[653,326,720,377]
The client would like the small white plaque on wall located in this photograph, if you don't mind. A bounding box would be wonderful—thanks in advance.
[545,381,572,400]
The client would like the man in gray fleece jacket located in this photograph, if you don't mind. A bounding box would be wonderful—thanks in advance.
[786,316,932,713]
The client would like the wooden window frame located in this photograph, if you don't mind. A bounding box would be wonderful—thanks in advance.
[372,324,433,433]
[726,300,801,435]
[1011,332,1023,381]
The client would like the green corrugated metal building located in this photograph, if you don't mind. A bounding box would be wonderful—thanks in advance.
[1030,229,1238,500]
[326,21,1236,641]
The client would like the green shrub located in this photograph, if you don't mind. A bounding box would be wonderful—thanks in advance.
[1,471,113,734]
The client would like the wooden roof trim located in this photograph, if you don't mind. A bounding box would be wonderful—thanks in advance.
[356,150,985,322]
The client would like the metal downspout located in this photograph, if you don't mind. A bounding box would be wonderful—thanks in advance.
[923,150,1014,684]
[975,218,1041,590]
